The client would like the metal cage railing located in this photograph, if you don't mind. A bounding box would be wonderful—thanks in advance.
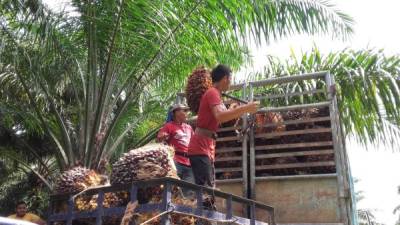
[48,177,275,225]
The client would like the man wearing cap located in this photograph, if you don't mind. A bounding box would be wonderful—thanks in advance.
[157,103,194,184]
[188,64,259,197]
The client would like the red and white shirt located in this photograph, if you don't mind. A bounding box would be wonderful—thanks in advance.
[158,122,194,166]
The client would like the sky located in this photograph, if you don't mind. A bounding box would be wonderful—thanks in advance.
[43,0,400,224]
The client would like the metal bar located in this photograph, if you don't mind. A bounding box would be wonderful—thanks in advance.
[222,93,248,104]
[254,89,326,100]
[215,178,243,184]
[226,196,233,219]
[249,84,256,201]
[255,161,335,170]
[254,127,332,139]
[215,167,243,172]
[217,136,241,142]
[249,71,327,87]
[270,208,276,225]
[250,203,256,225]
[242,82,249,208]
[326,72,348,225]
[50,177,275,213]
[255,149,334,159]
[255,173,337,181]
[195,187,203,217]
[255,141,333,150]
[95,190,104,225]
[335,95,354,225]
[67,198,73,225]
[216,147,243,153]
[218,126,242,132]
[229,83,246,91]
[258,101,330,113]
[215,156,242,162]
[259,116,331,128]
[160,182,171,225]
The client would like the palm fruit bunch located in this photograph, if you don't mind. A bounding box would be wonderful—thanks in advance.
[282,110,303,121]
[282,108,322,121]
[55,167,106,194]
[185,66,213,114]
[110,143,177,185]
[255,112,285,134]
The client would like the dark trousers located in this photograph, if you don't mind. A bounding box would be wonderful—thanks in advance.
[189,155,216,210]
[189,155,215,188]
[175,162,195,197]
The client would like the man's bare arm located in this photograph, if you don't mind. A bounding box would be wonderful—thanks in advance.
[212,102,259,123]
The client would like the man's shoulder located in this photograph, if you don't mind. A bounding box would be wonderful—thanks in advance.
[25,213,40,220]
[7,214,16,218]
[204,87,219,96]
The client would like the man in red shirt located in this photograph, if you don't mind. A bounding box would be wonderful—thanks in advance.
[188,64,259,192]
[157,103,194,184]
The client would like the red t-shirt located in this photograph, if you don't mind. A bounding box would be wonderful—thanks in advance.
[188,87,224,161]
[158,122,193,166]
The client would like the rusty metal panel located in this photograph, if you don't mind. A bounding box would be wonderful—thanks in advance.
[254,175,340,223]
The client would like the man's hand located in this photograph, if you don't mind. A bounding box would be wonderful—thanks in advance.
[212,101,260,124]
[244,101,260,114]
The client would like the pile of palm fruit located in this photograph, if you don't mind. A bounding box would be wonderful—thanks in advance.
[55,167,122,212]
[215,106,334,179]
[53,144,198,225]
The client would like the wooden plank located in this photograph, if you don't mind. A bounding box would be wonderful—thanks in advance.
[255,173,337,181]
[255,127,332,139]
[258,101,330,113]
[215,167,243,173]
[260,116,331,128]
[216,156,242,162]
[255,149,334,159]
[218,126,242,132]
[249,71,327,87]
[217,136,240,142]
[216,147,243,153]
[256,161,335,170]
[255,141,333,150]
[254,89,326,100]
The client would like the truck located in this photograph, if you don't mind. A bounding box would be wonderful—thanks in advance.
[47,72,356,225]
[178,71,357,225]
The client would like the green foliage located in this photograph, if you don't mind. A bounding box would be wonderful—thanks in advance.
[0,161,50,218]
[0,0,352,193]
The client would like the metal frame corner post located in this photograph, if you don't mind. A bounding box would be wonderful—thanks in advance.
[325,72,350,225]
[242,83,249,202]
[248,83,256,200]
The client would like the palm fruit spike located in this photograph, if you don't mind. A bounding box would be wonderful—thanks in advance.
[55,167,106,194]
[185,66,212,114]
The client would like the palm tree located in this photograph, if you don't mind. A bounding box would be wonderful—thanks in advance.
[249,48,400,147]
[0,0,353,190]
